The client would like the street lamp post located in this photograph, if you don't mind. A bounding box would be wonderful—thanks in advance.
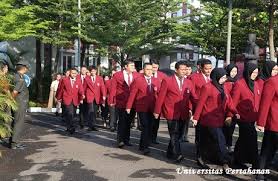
[75,0,81,70]
[226,0,232,65]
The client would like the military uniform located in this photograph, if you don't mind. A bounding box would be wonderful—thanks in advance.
[10,61,29,147]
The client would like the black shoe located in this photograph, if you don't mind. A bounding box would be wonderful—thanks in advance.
[182,137,189,142]
[69,128,75,134]
[88,127,98,131]
[110,127,115,132]
[80,125,84,129]
[152,140,159,144]
[118,142,125,148]
[166,151,174,159]
[197,157,210,169]
[143,148,150,155]
[55,112,59,117]
[175,155,184,163]
[9,143,27,150]
[124,142,133,146]
[137,126,142,131]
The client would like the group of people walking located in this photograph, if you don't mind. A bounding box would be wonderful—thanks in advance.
[53,58,277,180]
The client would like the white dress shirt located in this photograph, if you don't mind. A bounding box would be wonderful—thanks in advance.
[123,70,133,85]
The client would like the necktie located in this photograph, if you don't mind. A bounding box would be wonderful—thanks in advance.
[147,78,152,93]
[92,76,95,83]
[71,79,75,88]
[179,77,183,91]
[128,74,131,86]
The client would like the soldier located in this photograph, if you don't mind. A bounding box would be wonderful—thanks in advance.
[9,60,30,149]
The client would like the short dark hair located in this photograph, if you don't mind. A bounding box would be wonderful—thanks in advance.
[81,65,87,69]
[70,67,78,72]
[200,59,212,68]
[151,59,159,65]
[197,59,203,66]
[143,63,152,68]
[16,65,27,71]
[175,61,188,70]
[123,59,134,66]
[89,65,97,71]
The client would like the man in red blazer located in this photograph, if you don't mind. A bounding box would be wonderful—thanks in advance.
[109,59,140,148]
[126,63,161,154]
[56,68,85,134]
[154,61,198,162]
[78,66,88,129]
[106,70,118,132]
[83,65,106,131]
[188,59,212,165]
[151,59,167,144]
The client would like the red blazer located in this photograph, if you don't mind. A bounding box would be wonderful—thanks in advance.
[257,76,278,132]
[257,78,264,89]
[224,81,234,94]
[193,83,237,128]
[154,75,198,121]
[230,78,263,122]
[83,75,106,104]
[126,76,161,112]
[154,71,167,82]
[108,71,140,108]
[56,77,84,106]
[188,72,209,97]
[105,79,111,95]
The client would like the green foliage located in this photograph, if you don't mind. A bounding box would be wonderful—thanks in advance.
[0,74,17,139]
[0,0,49,41]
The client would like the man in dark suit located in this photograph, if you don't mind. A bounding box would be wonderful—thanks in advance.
[83,65,106,131]
[126,63,161,154]
[188,59,212,167]
[109,59,140,148]
[78,66,88,129]
[151,59,166,144]
[154,61,198,163]
[56,68,85,134]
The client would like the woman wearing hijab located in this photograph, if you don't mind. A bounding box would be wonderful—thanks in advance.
[223,64,238,152]
[230,62,263,169]
[257,61,278,87]
[192,68,238,169]
[255,75,278,181]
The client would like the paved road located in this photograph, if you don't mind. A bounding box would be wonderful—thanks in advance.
[0,113,277,181]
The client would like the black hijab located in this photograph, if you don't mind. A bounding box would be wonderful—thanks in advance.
[225,63,238,82]
[243,62,258,92]
[210,68,227,100]
[260,61,277,81]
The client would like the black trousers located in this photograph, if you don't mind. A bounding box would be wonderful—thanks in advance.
[79,102,87,127]
[101,101,109,120]
[195,123,201,158]
[167,120,185,159]
[138,112,154,149]
[223,119,236,147]
[200,125,230,165]
[64,103,76,130]
[181,119,190,140]
[117,108,136,144]
[234,121,259,168]
[152,117,160,141]
[109,106,118,128]
[259,130,278,169]
[87,101,98,128]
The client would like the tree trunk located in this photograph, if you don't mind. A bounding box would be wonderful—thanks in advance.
[54,46,60,73]
[269,1,276,62]
[80,42,86,66]
[35,39,43,102]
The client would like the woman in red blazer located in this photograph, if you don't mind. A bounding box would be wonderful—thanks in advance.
[256,75,278,181]
[231,62,263,169]
[223,64,238,153]
[192,68,238,169]
[257,60,278,88]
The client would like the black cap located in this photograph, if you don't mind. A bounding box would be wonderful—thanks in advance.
[16,60,30,69]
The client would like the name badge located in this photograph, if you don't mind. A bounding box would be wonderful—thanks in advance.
[97,83,100,86]
[258,90,260,95]
[187,89,190,94]
[76,85,78,88]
